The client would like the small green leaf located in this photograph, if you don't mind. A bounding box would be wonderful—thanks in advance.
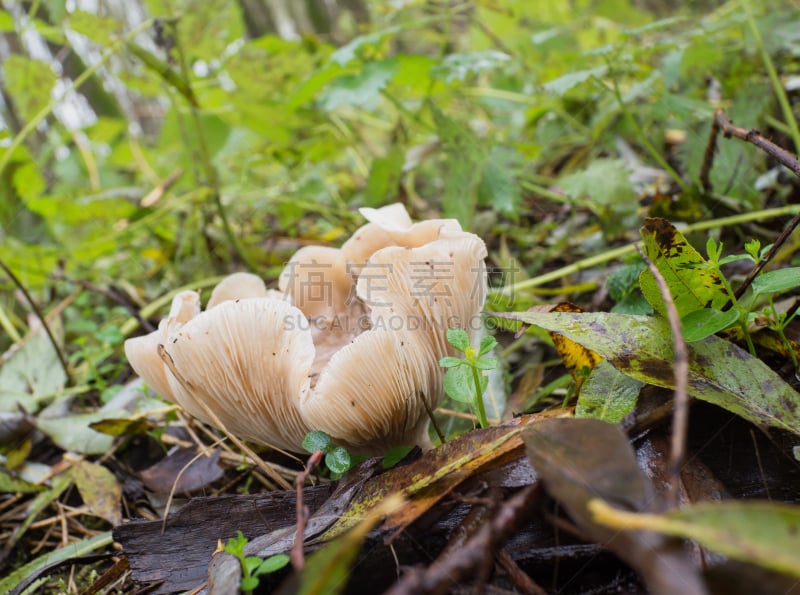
[325,446,351,475]
[446,327,470,353]
[718,254,753,266]
[244,556,263,574]
[255,553,290,575]
[681,308,740,342]
[439,356,464,368]
[751,267,800,296]
[473,357,497,370]
[479,336,498,356]
[224,531,247,557]
[241,576,259,591]
[443,366,473,403]
[302,430,332,454]
[576,361,643,423]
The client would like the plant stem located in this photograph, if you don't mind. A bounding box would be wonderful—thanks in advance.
[470,365,489,428]
[497,204,800,295]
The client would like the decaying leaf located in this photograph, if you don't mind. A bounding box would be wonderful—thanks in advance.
[70,458,122,526]
[639,218,728,318]
[497,311,800,435]
[523,418,706,595]
[575,360,644,422]
[139,447,224,494]
[589,499,800,579]
[547,303,603,391]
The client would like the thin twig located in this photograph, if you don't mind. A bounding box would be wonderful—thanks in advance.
[292,450,323,572]
[713,109,800,177]
[385,484,540,595]
[699,111,721,194]
[636,247,689,509]
[0,258,71,383]
[706,109,800,301]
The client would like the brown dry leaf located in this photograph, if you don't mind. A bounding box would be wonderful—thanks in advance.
[70,459,122,526]
[139,447,224,494]
[523,417,707,595]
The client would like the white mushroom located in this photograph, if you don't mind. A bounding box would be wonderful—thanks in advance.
[124,204,488,455]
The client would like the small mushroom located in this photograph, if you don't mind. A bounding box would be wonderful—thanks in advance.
[124,204,487,455]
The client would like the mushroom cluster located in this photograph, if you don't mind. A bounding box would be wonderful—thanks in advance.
[125,204,488,455]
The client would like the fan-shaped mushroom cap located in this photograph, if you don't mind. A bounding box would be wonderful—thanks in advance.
[301,224,488,454]
[206,272,270,309]
[162,298,314,452]
[125,291,201,401]
[301,329,438,454]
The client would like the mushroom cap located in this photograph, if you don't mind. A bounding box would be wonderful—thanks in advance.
[300,224,488,454]
[162,297,314,452]
[206,272,269,309]
[301,328,438,454]
[124,290,201,401]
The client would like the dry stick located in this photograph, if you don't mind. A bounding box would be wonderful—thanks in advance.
[157,344,293,491]
[161,437,226,535]
[0,258,70,383]
[637,247,689,509]
[291,449,323,572]
[702,109,800,301]
[385,484,540,595]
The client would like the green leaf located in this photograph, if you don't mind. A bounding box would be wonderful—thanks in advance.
[681,308,740,342]
[443,366,474,403]
[244,556,263,575]
[446,327,471,353]
[255,553,290,575]
[751,267,800,296]
[67,10,123,46]
[431,105,485,226]
[439,356,464,368]
[2,55,57,122]
[302,430,333,454]
[325,446,351,475]
[590,500,800,579]
[0,469,45,494]
[576,361,643,423]
[0,325,67,413]
[433,50,511,83]
[495,311,800,436]
[36,410,121,455]
[543,65,608,95]
[365,146,404,207]
[241,576,259,591]
[479,336,498,356]
[224,531,247,557]
[319,59,397,111]
[473,357,497,370]
[639,218,729,318]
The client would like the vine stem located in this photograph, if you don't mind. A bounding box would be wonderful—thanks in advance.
[0,19,155,177]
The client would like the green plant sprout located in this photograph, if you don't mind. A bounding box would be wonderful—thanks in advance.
[302,430,352,478]
[685,239,800,358]
[223,531,289,594]
[439,328,498,428]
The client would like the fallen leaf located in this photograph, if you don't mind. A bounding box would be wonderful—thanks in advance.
[589,499,800,579]
[139,447,224,494]
[496,311,800,436]
[71,459,122,526]
[575,360,643,422]
[523,418,706,595]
